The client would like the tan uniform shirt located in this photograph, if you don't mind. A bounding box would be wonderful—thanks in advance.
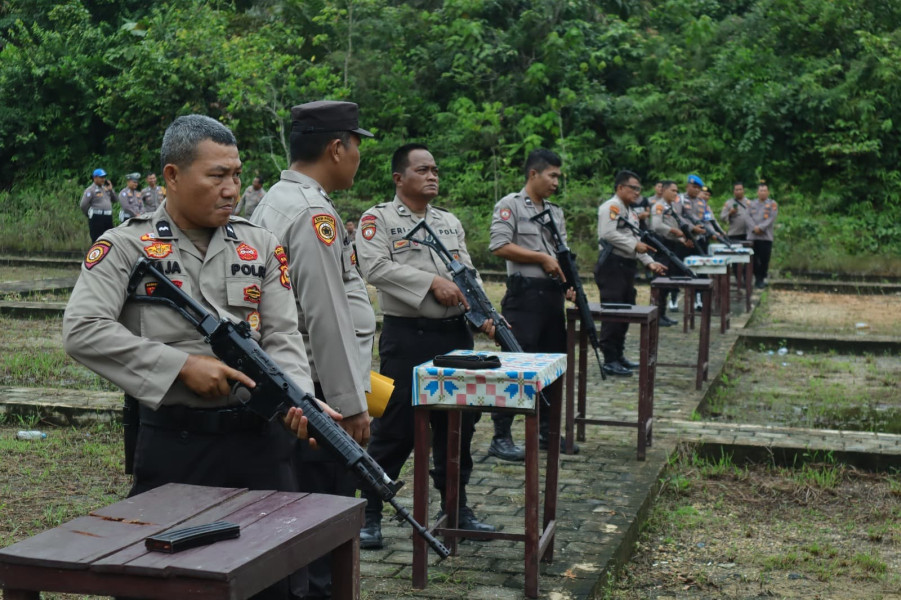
[80,183,115,216]
[141,186,165,212]
[488,188,566,278]
[63,202,313,410]
[356,196,477,319]
[235,186,266,218]
[597,195,653,266]
[119,188,144,220]
[720,197,749,237]
[744,198,778,241]
[651,199,683,242]
[251,170,374,417]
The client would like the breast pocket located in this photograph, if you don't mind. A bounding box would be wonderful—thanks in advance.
[226,278,264,310]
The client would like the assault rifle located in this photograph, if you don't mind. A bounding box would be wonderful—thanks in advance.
[126,258,450,559]
[529,209,605,380]
[402,219,552,405]
[616,217,697,278]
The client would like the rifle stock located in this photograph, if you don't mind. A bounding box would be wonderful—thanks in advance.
[126,258,450,559]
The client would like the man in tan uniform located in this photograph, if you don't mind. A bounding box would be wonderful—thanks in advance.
[63,115,324,600]
[80,168,116,242]
[118,172,144,222]
[595,170,666,376]
[356,143,497,549]
[141,172,166,212]
[251,100,376,600]
[234,175,266,218]
[651,180,692,324]
[745,181,779,289]
[720,181,750,241]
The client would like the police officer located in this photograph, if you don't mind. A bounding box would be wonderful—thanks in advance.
[595,170,666,376]
[487,148,576,460]
[720,181,750,241]
[745,181,779,289]
[651,180,693,325]
[679,174,710,255]
[234,175,266,218]
[63,115,327,600]
[355,143,497,549]
[251,100,376,599]
[141,172,166,212]
[118,172,144,222]
[80,168,116,242]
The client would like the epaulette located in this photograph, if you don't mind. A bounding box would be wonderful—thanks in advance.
[431,205,449,212]
[124,213,153,225]
[547,200,560,208]
[228,215,263,228]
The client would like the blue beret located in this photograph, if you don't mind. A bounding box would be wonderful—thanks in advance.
[687,174,704,186]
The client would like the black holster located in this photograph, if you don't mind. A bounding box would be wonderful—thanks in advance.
[122,395,140,475]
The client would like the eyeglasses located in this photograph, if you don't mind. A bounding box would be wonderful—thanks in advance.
[624,184,642,193]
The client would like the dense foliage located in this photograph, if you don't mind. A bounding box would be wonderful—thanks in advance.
[1,0,900,268]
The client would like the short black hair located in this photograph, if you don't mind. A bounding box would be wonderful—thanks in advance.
[523,148,562,180]
[656,179,664,185]
[614,169,640,189]
[253,176,263,184]
[733,181,744,188]
[660,179,677,189]
[392,143,430,174]
[290,130,351,164]
[160,115,237,172]
[758,181,769,189]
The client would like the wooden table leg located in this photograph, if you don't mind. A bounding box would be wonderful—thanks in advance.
[700,289,712,383]
[413,409,431,589]
[637,321,650,461]
[444,410,462,552]
[717,274,728,333]
[331,536,360,600]
[524,411,540,598]
[565,318,576,455]
[577,327,587,442]
[745,261,753,311]
[542,379,562,563]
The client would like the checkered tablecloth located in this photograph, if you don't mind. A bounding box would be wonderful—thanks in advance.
[412,350,567,412]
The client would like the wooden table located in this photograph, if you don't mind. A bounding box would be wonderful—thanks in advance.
[0,483,365,600]
[710,242,754,312]
[564,304,658,460]
[411,351,567,598]
[650,278,713,390]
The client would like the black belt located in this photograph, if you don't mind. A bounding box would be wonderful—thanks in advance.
[383,314,466,332]
[506,275,561,291]
[139,404,266,434]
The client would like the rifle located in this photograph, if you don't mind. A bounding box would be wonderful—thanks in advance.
[705,213,735,249]
[616,217,697,278]
[126,258,450,559]
[529,209,605,380]
[402,219,552,405]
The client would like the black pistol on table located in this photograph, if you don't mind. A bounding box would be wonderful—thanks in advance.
[126,257,450,559]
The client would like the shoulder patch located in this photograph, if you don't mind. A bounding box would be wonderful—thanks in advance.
[312,213,337,246]
[84,240,112,270]
[361,222,376,240]
[655,204,664,215]
[499,207,512,221]
[609,204,621,221]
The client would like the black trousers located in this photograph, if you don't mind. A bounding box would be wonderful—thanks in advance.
[130,414,298,600]
[594,256,637,363]
[293,383,359,599]
[653,240,688,316]
[491,277,566,439]
[362,316,480,519]
[752,240,773,283]
[88,214,113,243]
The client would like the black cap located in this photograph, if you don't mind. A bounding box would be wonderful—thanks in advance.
[290,100,373,138]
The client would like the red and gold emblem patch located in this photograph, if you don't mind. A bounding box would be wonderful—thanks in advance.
[351,250,357,266]
[236,242,258,261]
[274,245,288,266]
[609,205,620,221]
[145,282,158,295]
[499,208,512,221]
[84,241,112,270]
[144,242,173,259]
[246,310,261,331]
[361,223,376,240]
[393,239,409,250]
[361,214,376,223]
[279,265,291,290]
[139,233,157,241]
[243,284,262,304]
[312,214,337,246]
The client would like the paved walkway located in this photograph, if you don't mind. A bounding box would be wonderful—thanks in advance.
[2,291,899,599]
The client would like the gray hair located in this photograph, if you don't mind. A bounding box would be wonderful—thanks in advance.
[160,115,237,172]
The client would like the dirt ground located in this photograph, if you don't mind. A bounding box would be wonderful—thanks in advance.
[607,451,901,600]
[750,290,901,337]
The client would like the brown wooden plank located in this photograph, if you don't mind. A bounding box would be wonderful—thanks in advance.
[91,489,281,574]
[0,484,247,570]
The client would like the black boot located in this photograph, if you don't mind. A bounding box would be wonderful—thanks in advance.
[359,513,383,550]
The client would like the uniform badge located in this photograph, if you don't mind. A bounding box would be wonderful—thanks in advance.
[144,242,173,259]
[243,284,262,304]
[609,205,620,221]
[393,239,409,250]
[140,233,157,241]
[84,241,112,270]
[655,204,664,215]
[361,223,376,240]
[279,265,291,290]
[236,242,258,261]
[351,250,357,265]
[312,214,337,246]
[274,245,288,266]
[145,282,158,295]
[499,208,512,221]
[361,214,376,223]
[246,311,261,331]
